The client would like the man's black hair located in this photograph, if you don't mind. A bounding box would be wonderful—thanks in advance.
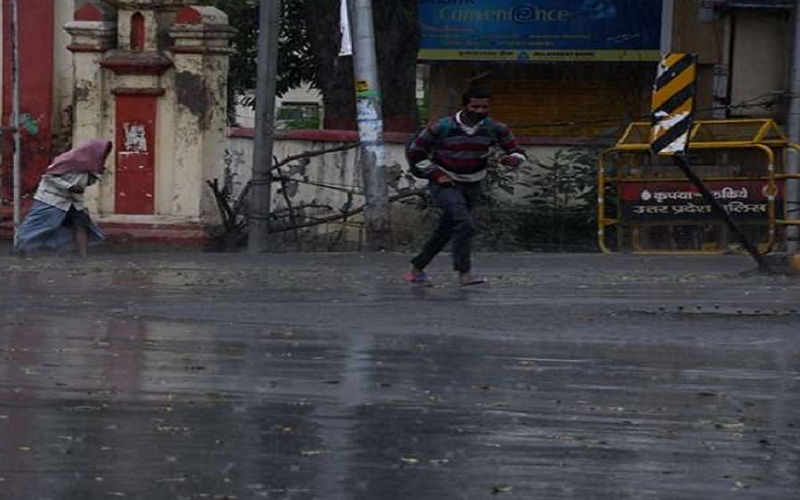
[462,87,491,106]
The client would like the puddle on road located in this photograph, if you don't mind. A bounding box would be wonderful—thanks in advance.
[2,266,273,292]
[1,314,798,498]
[2,264,404,292]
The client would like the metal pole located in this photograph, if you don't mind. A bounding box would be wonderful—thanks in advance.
[660,0,674,54]
[674,154,770,273]
[347,0,391,250]
[248,0,281,253]
[10,0,21,244]
[785,0,800,254]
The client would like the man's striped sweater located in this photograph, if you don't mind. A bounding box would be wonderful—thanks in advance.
[406,111,526,183]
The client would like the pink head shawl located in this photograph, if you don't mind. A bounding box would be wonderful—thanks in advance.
[46,139,113,176]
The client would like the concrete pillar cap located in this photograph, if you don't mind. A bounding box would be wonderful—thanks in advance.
[174,6,229,25]
[75,2,117,22]
[103,0,193,11]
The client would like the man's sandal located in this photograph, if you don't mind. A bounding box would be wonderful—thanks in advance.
[460,278,488,287]
[405,272,433,287]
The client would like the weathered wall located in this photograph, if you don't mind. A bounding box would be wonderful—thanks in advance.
[54,0,78,147]
[729,9,790,118]
[671,0,726,65]
[68,3,233,230]
[1,0,57,196]
[225,132,419,218]
[223,130,574,244]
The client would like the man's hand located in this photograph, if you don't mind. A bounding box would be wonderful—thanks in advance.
[436,174,455,185]
[500,154,526,167]
[69,186,85,194]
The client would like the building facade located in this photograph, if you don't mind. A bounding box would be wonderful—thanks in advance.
[1,0,79,201]
[0,0,795,245]
[420,0,794,143]
[1,0,234,243]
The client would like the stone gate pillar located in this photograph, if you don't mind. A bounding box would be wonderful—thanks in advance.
[66,3,117,213]
[169,7,235,223]
[65,0,234,244]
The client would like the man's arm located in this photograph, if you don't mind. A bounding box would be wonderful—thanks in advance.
[46,172,87,194]
[493,122,527,167]
[405,122,451,182]
[44,174,75,191]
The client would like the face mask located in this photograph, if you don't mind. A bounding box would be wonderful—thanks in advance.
[463,110,488,124]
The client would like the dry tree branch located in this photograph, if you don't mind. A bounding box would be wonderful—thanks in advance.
[269,188,425,233]
[273,142,360,169]
[207,139,424,247]
[276,167,303,249]
[328,191,355,250]
[272,175,359,195]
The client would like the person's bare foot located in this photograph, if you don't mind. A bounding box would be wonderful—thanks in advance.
[459,272,487,286]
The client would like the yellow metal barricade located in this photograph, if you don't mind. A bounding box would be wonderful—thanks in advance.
[777,144,800,229]
[598,119,799,254]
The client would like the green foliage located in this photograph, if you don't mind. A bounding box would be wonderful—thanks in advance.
[471,148,600,252]
[527,148,598,214]
[405,148,602,252]
[199,0,419,130]
[520,148,600,251]
[417,99,429,127]
[473,158,534,251]
[197,0,315,122]
[277,104,321,130]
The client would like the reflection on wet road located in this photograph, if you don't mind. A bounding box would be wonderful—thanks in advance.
[0,253,798,499]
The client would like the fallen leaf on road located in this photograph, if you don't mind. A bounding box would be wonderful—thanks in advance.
[491,485,513,494]
[300,450,329,457]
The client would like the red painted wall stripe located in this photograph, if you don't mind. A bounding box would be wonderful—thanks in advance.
[2,0,56,199]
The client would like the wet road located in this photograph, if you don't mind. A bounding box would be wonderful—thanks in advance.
[0,251,798,499]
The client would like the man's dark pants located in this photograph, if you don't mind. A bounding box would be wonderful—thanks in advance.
[411,181,481,273]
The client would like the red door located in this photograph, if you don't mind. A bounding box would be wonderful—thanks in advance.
[115,95,156,214]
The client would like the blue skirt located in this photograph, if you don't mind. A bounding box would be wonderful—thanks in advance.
[15,201,106,253]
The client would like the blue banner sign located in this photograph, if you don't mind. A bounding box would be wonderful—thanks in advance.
[418,0,663,61]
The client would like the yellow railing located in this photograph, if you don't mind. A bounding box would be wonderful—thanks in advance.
[598,119,800,254]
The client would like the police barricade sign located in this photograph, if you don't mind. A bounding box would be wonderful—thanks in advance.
[597,119,786,255]
[651,53,697,156]
[620,180,784,222]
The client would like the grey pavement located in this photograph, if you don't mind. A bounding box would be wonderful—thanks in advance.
[0,249,799,499]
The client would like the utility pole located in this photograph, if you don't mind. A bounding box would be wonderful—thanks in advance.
[347,0,391,250]
[659,0,674,53]
[248,0,281,253]
[786,0,800,255]
[10,0,21,245]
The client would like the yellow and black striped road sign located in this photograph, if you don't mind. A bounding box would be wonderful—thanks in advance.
[651,53,698,156]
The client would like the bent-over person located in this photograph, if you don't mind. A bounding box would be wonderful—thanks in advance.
[15,139,112,257]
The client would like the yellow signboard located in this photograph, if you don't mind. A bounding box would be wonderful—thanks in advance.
[418,49,661,62]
